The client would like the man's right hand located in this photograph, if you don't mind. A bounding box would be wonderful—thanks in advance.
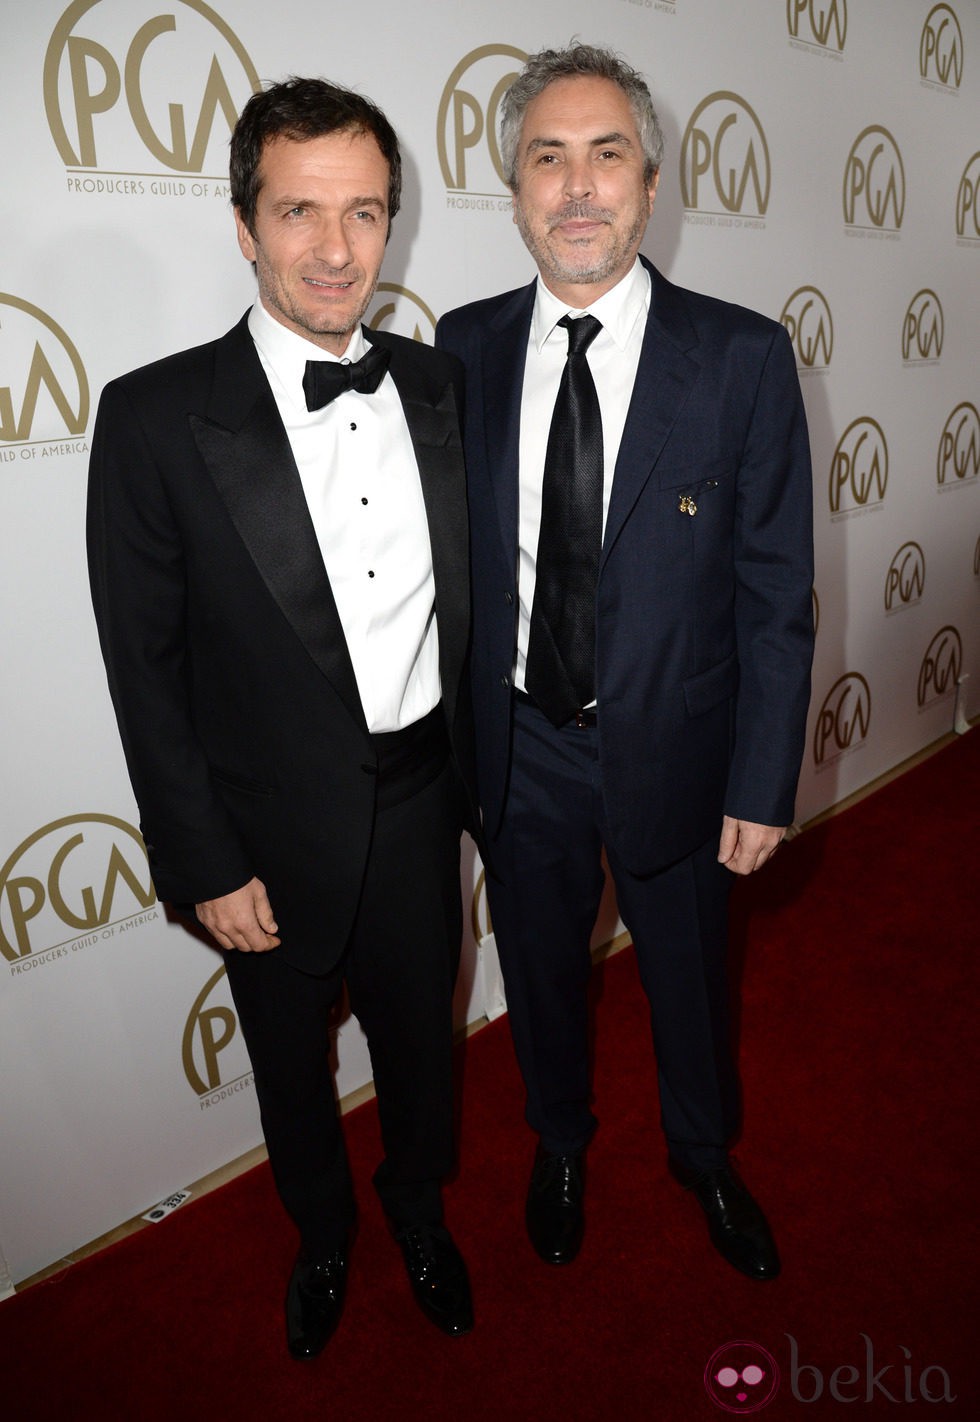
[196,877,281,952]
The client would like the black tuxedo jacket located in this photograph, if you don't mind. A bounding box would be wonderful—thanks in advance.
[88,314,475,972]
[437,257,814,874]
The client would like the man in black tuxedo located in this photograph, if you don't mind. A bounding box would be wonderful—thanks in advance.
[437,46,813,1281]
[88,78,476,1357]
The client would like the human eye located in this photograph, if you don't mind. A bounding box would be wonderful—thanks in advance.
[348,201,386,224]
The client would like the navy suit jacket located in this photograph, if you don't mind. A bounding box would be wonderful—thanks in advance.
[437,257,813,876]
[87,314,475,971]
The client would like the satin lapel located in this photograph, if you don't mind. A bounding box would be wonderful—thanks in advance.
[189,316,367,733]
[479,283,535,555]
[366,328,469,718]
[601,268,701,569]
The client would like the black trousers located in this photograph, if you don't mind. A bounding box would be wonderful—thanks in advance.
[224,721,463,1257]
[486,697,738,1170]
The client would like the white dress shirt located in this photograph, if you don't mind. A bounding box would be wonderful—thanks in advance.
[248,300,440,733]
[515,258,651,694]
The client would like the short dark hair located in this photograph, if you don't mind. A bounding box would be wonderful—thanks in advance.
[500,43,664,191]
[230,76,402,233]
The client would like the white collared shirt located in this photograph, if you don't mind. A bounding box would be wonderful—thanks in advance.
[515,258,651,693]
[248,300,440,733]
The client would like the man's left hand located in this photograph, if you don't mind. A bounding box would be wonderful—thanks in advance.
[717,816,785,876]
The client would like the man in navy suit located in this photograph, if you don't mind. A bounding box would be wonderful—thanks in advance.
[88,79,476,1357]
[437,45,813,1280]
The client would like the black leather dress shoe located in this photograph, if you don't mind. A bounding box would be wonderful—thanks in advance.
[394,1225,474,1335]
[526,1145,585,1265]
[285,1249,348,1359]
[669,1158,781,1280]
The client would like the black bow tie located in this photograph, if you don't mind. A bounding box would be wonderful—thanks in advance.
[303,343,391,410]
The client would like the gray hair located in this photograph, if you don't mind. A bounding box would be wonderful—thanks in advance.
[499,43,664,191]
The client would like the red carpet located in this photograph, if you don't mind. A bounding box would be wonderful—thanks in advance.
[3,733,978,1419]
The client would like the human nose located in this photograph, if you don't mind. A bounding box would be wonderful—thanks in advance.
[311,215,353,270]
[563,155,594,201]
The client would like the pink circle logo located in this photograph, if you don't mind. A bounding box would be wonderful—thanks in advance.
[704,1340,780,1413]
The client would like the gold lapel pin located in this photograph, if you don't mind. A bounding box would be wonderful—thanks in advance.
[679,494,697,516]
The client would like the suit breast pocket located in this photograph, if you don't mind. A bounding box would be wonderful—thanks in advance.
[666,476,734,531]
[656,457,733,517]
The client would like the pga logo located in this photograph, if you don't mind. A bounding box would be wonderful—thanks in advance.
[920,5,964,89]
[44,0,259,173]
[437,44,527,194]
[843,127,905,230]
[813,672,871,765]
[680,92,771,216]
[786,0,847,52]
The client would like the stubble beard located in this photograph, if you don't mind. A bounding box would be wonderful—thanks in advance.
[255,247,379,346]
[515,197,649,291]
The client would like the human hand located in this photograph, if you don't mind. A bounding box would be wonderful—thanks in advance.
[717,816,785,876]
[196,876,281,952]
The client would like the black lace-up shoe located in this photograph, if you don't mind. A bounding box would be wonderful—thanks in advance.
[394,1224,474,1335]
[285,1249,348,1359]
[525,1145,585,1265]
[670,1158,780,1280]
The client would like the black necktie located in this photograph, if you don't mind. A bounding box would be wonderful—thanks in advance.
[525,313,604,728]
[303,343,391,410]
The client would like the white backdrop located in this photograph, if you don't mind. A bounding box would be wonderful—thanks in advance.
[1,0,977,1290]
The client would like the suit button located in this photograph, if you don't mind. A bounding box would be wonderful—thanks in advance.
[361,763,378,775]
[500,675,510,687]
[504,590,514,605]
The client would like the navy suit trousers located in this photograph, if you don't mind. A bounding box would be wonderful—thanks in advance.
[486,696,738,1169]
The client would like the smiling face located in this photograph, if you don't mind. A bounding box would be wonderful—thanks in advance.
[511,75,659,306]
[235,129,390,356]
